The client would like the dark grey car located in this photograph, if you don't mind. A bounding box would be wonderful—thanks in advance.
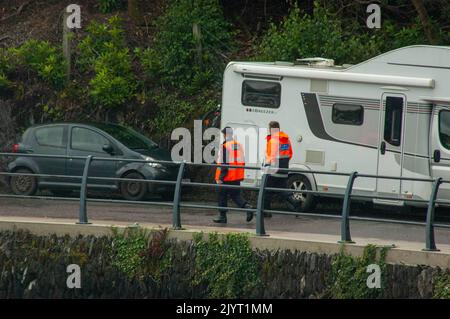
[8,123,177,200]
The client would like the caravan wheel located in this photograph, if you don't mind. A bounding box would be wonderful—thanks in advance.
[286,175,315,212]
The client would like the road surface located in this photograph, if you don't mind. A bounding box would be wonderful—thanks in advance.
[0,195,449,245]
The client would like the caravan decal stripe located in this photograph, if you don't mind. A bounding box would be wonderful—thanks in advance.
[387,62,450,70]
[301,92,377,149]
[303,92,431,158]
[319,95,379,103]
[319,95,433,114]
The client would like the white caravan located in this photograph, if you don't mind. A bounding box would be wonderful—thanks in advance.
[220,45,450,211]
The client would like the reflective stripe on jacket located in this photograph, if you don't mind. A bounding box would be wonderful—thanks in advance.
[215,140,245,182]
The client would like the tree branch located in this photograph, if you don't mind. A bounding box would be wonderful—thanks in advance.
[411,0,438,44]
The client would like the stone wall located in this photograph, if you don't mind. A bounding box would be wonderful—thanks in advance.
[0,229,446,298]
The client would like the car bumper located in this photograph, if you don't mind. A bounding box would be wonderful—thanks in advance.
[144,167,178,195]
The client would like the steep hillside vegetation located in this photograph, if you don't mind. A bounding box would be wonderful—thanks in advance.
[1,0,449,151]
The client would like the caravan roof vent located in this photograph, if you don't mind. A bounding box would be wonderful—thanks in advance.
[295,57,335,67]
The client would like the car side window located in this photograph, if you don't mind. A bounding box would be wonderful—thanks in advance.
[35,126,66,148]
[71,127,110,153]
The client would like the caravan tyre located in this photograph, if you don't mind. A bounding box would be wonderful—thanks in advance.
[286,175,315,212]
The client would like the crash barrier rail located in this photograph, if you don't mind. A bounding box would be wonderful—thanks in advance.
[0,152,449,251]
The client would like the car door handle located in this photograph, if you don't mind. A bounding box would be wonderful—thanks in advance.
[380,141,386,155]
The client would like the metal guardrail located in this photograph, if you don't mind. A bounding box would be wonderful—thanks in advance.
[0,152,449,251]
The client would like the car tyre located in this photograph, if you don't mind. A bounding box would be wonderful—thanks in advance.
[120,171,147,201]
[286,174,316,212]
[10,168,38,196]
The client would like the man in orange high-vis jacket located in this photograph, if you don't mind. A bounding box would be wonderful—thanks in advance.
[213,127,253,224]
[264,121,293,216]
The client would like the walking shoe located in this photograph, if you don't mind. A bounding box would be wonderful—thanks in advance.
[213,214,227,223]
[244,204,254,222]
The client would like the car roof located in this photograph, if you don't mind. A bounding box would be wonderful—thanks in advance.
[27,122,123,130]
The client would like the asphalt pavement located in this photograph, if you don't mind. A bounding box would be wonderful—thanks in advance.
[0,195,449,246]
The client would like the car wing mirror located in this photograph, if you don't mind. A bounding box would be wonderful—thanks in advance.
[102,144,115,155]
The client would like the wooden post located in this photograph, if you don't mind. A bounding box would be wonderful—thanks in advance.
[63,10,72,81]
[192,23,203,69]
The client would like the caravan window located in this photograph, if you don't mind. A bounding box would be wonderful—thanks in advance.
[241,80,281,108]
[332,104,364,125]
[439,110,450,150]
[383,96,404,147]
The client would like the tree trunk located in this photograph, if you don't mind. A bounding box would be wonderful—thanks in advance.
[411,0,437,44]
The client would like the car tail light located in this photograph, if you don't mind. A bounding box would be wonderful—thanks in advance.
[12,144,19,153]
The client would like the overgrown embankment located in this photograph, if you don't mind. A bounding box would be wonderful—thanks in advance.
[0,228,448,298]
[2,0,450,149]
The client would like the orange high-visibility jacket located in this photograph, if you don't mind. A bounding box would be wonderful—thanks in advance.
[265,131,293,165]
[215,140,245,182]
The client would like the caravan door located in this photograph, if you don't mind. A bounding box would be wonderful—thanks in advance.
[376,93,406,199]
[430,105,450,201]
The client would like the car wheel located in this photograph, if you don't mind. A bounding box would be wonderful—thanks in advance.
[120,171,147,201]
[286,174,315,212]
[10,168,38,196]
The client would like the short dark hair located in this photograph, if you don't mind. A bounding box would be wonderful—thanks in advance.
[269,121,280,129]
[221,126,233,135]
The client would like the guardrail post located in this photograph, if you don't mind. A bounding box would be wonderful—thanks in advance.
[172,161,185,230]
[255,172,269,236]
[78,155,93,224]
[424,177,442,251]
[339,171,358,243]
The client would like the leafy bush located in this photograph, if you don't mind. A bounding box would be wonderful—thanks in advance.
[77,16,126,71]
[147,92,195,134]
[139,0,233,93]
[258,3,384,65]
[89,71,135,108]
[144,89,218,137]
[97,0,125,13]
[0,73,13,94]
[89,47,136,108]
[111,227,148,277]
[193,232,261,298]
[13,40,66,89]
[78,17,136,108]
[0,48,15,75]
[110,227,174,281]
[433,273,450,299]
[327,245,388,299]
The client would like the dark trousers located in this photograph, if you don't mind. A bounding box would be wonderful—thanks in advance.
[264,174,288,210]
[218,181,247,215]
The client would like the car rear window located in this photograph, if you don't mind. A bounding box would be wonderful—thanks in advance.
[35,126,65,148]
